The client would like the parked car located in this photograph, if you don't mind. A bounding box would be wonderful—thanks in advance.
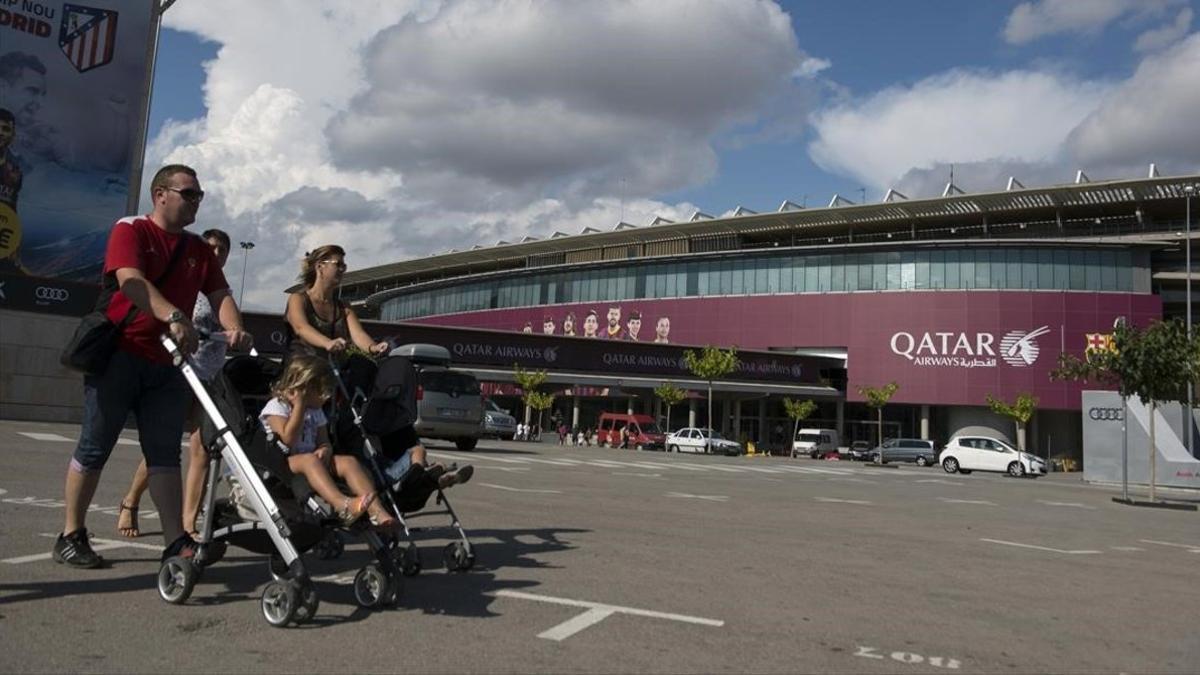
[793,428,839,459]
[939,436,1047,477]
[666,427,743,456]
[480,398,517,440]
[391,344,483,452]
[870,438,939,466]
[846,440,873,461]
[596,413,665,450]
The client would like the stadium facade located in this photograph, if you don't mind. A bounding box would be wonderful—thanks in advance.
[338,174,1198,459]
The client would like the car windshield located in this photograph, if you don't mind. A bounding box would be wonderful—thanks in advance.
[485,399,506,413]
[797,434,820,443]
[700,429,725,440]
[421,371,481,396]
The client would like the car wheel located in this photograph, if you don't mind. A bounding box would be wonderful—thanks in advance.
[502,434,514,441]
[455,437,478,452]
[668,444,679,453]
[916,456,929,467]
[942,456,959,474]
[1007,461,1025,478]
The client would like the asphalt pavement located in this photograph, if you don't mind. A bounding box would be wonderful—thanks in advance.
[1,419,1197,673]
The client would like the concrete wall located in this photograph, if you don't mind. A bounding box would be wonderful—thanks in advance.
[0,309,85,423]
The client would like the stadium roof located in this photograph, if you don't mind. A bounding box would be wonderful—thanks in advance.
[340,173,1198,293]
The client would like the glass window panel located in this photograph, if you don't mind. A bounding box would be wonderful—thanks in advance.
[755,259,769,293]
[844,254,860,291]
[858,254,873,290]
[1100,251,1116,291]
[990,250,1004,289]
[1053,250,1070,289]
[929,250,944,289]
[899,251,914,290]
[1038,249,1054,289]
[871,253,886,290]
[666,265,678,297]
[1085,250,1101,290]
[974,250,990,288]
[883,252,899,290]
[732,261,745,294]
[686,263,699,296]
[959,251,974,289]
[720,261,733,295]
[1069,250,1085,290]
[915,251,930,289]
[815,255,830,291]
[1116,250,1131,291]
[698,264,710,295]
[945,250,960,288]
[1005,249,1021,289]
[1022,249,1038,289]
[831,254,845,292]
[768,259,781,293]
[780,257,794,293]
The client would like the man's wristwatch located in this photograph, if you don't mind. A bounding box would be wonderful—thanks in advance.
[166,310,186,325]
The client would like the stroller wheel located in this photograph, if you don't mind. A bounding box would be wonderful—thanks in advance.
[292,580,320,624]
[158,557,198,604]
[443,542,475,572]
[261,580,299,627]
[353,564,390,608]
[313,532,344,560]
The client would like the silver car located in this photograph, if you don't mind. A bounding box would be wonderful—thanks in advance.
[871,438,939,466]
[392,344,484,451]
[481,398,517,440]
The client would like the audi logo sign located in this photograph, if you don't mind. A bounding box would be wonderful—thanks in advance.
[1088,407,1124,421]
[35,287,70,302]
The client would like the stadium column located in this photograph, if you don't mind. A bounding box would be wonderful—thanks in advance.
[920,405,930,440]
[572,396,580,429]
[688,399,697,427]
[836,400,845,439]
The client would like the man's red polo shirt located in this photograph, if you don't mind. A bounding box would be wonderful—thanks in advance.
[103,215,229,364]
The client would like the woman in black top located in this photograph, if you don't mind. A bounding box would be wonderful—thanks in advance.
[285,245,390,361]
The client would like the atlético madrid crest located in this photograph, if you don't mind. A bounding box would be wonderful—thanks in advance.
[59,4,119,74]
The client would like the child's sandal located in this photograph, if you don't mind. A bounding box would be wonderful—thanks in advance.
[339,493,376,527]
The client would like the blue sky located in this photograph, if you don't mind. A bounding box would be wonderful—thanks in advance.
[142,0,1198,309]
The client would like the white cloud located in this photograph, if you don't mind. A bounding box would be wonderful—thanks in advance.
[1134,7,1193,52]
[144,0,811,310]
[1003,0,1183,45]
[794,56,831,78]
[807,69,1110,190]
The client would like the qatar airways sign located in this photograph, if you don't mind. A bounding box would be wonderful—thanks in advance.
[890,326,1052,369]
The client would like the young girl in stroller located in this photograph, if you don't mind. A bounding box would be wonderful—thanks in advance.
[259,355,397,529]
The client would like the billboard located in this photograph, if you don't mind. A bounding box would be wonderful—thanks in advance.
[408,290,1163,409]
[0,0,157,282]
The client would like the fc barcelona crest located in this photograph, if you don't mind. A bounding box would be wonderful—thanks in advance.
[59,4,120,74]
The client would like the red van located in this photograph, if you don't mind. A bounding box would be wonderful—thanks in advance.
[596,413,665,450]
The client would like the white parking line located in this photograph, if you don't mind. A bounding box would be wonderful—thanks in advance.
[915,479,963,485]
[939,498,996,506]
[814,497,872,505]
[1110,546,1145,551]
[666,492,728,502]
[17,432,74,442]
[478,483,563,494]
[613,472,662,478]
[490,589,723,641]
[1036,500,1095,510]
[1139,539,1200,552]
[979,538,1101,555]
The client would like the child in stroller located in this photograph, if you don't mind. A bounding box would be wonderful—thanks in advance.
[259,354,397,530]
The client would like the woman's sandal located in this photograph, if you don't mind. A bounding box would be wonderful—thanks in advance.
[339,493,376,527]
[116,502,140,538]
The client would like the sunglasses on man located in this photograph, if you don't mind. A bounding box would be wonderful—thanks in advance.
[164,187,205,203]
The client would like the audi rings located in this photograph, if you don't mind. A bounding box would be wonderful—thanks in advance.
[1088,407,1123,421]
[35,287,70,302]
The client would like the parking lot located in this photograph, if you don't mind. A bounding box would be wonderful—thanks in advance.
[2,419,1198,673]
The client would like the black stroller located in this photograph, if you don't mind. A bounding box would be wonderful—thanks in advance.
[156,336,324,627]
[328,348,477,580]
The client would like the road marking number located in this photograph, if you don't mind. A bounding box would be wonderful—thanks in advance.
[855,645,960,669]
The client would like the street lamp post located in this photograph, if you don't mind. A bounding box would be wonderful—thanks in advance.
[238,241,255,307]
[1185,185,1195,458]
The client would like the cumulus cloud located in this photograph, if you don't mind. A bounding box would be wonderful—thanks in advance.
[144,0,813,310]
[1003,0,1184,45]
[807,69,1110,190]
[1134,7,1193,52]
[326,0,803,199]
[806,32,1200,199]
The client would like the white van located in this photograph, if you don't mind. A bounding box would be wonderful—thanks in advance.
[792,428,839,459]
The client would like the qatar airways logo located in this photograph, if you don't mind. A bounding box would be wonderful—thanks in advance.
[890,326,1051,369]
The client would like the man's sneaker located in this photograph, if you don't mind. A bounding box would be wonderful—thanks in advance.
[52,528,104,569]
[437,464,474,489]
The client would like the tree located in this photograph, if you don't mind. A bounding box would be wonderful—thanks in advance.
[857,382,899,464]
[1053,319,1199,502]
[513,364,550,427]
[985,392,1038,452]
[654,383,687,434]
[782,398,818,456]
[526,391,557,434]
[684,346,740,454]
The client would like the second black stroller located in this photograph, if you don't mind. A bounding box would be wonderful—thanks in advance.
[328,348,477,584]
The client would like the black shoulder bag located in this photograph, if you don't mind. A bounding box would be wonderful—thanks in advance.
[60,231,192,375]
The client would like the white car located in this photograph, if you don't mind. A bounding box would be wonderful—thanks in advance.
[666,428,742,456]
[939,436,1047,477]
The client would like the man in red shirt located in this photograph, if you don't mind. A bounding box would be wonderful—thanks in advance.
[53,164,252,568]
